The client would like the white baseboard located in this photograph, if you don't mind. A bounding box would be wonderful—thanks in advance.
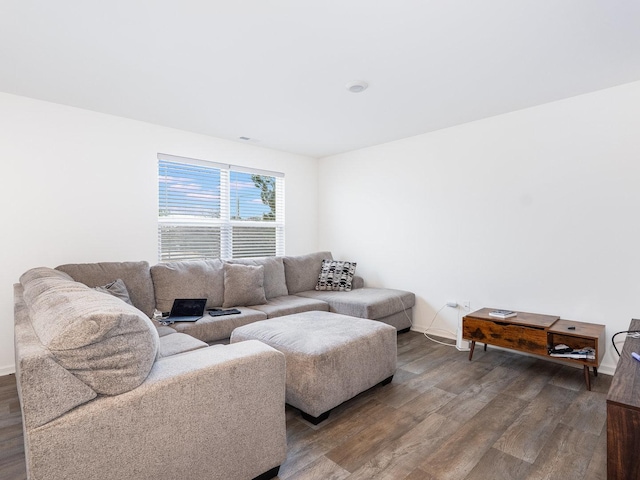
[594,364,615,376]
[409,326,459,346]
[456,316,470,351]
[455,330,470,351]
[0,364,16,376]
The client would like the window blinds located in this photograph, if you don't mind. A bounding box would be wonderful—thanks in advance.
[158,154,284,261]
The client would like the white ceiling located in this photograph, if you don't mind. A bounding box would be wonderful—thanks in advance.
[2,1,640,158]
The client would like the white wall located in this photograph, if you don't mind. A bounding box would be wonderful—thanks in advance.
[4,81,639,377]
[318,81,640,375]
[0,92,319,374]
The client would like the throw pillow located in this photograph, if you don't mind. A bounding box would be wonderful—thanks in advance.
[227,257,288,298]
[315,260,357,292]
[93,279,134,305]
[222,263,267,308]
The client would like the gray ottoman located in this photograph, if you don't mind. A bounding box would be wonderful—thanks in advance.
[230,311,397,424]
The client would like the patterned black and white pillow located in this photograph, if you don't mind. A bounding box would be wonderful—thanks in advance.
[315,260,357,292]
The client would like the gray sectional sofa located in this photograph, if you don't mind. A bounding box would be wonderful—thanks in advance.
[141,251,415,342]
[14,251,415,480]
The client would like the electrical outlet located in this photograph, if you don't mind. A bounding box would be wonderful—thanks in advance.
[462,301,470,311]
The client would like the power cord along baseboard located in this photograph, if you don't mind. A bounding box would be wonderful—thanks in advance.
[423,304,457,348]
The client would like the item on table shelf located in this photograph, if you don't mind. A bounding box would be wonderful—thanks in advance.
[488,309,517,319]
[549,344,573,354]
[549,347,595,360]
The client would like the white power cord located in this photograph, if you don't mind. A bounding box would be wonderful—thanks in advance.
[387,292,457,347]
[394,292,413,326]
[423,304,457,347]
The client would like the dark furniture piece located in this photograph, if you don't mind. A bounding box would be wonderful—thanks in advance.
[607,318,640,480]
[463,308,605,390]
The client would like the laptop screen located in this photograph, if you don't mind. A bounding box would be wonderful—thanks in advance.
[170,299,207,316]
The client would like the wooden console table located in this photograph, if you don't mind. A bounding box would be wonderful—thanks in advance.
[606,318,640,480]
[462,308,605,390]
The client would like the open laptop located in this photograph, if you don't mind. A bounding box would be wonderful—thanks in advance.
[167,298,207,322]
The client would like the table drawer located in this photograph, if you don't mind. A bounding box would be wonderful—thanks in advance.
[462,317,548,355]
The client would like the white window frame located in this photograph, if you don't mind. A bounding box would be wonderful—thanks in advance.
[158,153,285,261]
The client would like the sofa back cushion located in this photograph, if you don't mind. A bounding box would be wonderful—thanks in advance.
[56,261,155,318]
[222,263,267,308]
[150,259,225,312]
[227,256,288,299]
[21,267,159,396]
[283,251,333,294]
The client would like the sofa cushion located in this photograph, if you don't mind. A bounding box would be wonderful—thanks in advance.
[170,307,268,342]
[157,333,208,358]
[249,295,329,318]
[56,261,155,318]
[21,267,159,395]
[223,263,267,308]
[316,260,357,292]
[297,287,416,320]
[151,259,225,313]
[93,279,134,305]
[227,256,288,299]
[20,267,74,294]
[154,324,178,337]
[283,251,332,294]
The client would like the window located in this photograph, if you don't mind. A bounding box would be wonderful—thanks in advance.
[158,153,284,261]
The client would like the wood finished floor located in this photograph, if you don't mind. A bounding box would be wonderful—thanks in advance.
[0,331,611,480]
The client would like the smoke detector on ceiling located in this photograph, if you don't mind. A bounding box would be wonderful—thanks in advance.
[346,81,369,93]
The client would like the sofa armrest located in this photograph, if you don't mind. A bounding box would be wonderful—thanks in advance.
[25,341,286,480]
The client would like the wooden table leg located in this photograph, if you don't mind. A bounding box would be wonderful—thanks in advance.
[583,365,591,391]
[484,343,487,351]
[468,341,476,361]
[593,367,598,377]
